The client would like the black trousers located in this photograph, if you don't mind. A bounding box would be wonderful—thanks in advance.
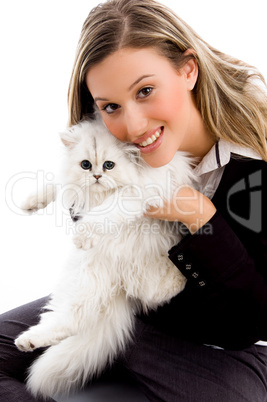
[1,297,267,402]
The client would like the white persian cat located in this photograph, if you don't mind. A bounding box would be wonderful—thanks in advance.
[15,114,196,399]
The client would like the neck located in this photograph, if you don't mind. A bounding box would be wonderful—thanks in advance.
[184,104,216,159]
[191,130,216,159]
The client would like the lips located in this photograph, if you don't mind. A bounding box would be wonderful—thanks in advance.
[135,127,164,154]
[138,127,162,147]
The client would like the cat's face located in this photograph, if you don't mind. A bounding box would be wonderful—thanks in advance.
[60,118,141,196]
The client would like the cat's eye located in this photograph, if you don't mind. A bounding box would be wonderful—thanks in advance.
[103,161,115,170]
[81,160,92,170]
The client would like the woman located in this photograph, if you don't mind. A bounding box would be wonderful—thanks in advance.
[1,0,267,400]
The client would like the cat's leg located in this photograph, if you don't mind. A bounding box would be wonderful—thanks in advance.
[15,309,77,352]
[150,258,186,304]
[15,247,115,352]
[125,256,186,310]
[26,293,134,399]
[15,261,113,352]
[15,282,100,351]
[21,184,57,212]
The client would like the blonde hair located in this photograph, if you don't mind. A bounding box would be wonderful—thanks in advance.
[68,0,267,160]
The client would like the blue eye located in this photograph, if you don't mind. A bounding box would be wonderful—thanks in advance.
[103,161,115,170]
[81,160,92,170]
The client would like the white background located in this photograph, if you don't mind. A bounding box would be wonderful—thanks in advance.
[1,0,266,313]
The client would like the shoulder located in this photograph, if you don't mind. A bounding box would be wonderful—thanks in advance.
[213,154,267,236]
[229,153,267,169]
[216,154,266,191]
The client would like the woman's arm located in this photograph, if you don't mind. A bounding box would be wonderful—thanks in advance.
[168,211,267,348]
[145,158,267,349]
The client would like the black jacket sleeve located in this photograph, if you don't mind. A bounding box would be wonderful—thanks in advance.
[143,156,267,350]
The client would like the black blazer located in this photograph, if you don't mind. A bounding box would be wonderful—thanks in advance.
[141,155,267,350]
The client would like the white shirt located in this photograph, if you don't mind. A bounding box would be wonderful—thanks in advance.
[194,139,261,199]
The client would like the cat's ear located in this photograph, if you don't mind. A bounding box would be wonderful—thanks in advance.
[59,129,79,149]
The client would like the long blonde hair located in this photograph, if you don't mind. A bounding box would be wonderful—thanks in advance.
[68,0,267,160]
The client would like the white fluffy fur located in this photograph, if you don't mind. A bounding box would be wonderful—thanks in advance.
[15,115,197,399]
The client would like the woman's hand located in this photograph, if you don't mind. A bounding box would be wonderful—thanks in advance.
[145,186,216,234]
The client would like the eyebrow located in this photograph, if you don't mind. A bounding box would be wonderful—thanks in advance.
[94,96,109,102]
[128,74,155,91]
[94,74,155,103]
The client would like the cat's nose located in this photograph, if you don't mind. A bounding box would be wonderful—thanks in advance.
[93,174,102,180]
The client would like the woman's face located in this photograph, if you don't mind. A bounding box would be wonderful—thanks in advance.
[86,47,209,167]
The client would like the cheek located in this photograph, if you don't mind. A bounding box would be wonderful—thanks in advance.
[159,92,186,123]
[101,115,126,142]
[156,77,189,122]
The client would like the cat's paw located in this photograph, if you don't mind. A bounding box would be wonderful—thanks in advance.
[73,232,101,250]
[141,266,187,309]
[21,195,47,213]
[158,269,187,302]
[73,218,102,250]
[21,187,56,213]
[15,333,43,352]
[15,329,63,352]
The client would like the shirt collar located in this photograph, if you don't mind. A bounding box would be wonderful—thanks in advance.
[193,139,262,177]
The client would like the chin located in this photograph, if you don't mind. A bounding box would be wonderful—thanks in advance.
[142,151,177,168]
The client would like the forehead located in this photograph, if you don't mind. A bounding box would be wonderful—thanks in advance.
[85,47,175,97]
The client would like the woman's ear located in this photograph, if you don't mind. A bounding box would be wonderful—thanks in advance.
[180,50,198,91]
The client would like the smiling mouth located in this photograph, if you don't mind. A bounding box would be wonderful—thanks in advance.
[139,127,162,147]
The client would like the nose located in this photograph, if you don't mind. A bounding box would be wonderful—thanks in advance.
[93,174,102,180]
[124,105,148,140]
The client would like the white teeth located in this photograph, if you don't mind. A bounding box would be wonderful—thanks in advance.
[140,140,148,147]
[139,128,162,147]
